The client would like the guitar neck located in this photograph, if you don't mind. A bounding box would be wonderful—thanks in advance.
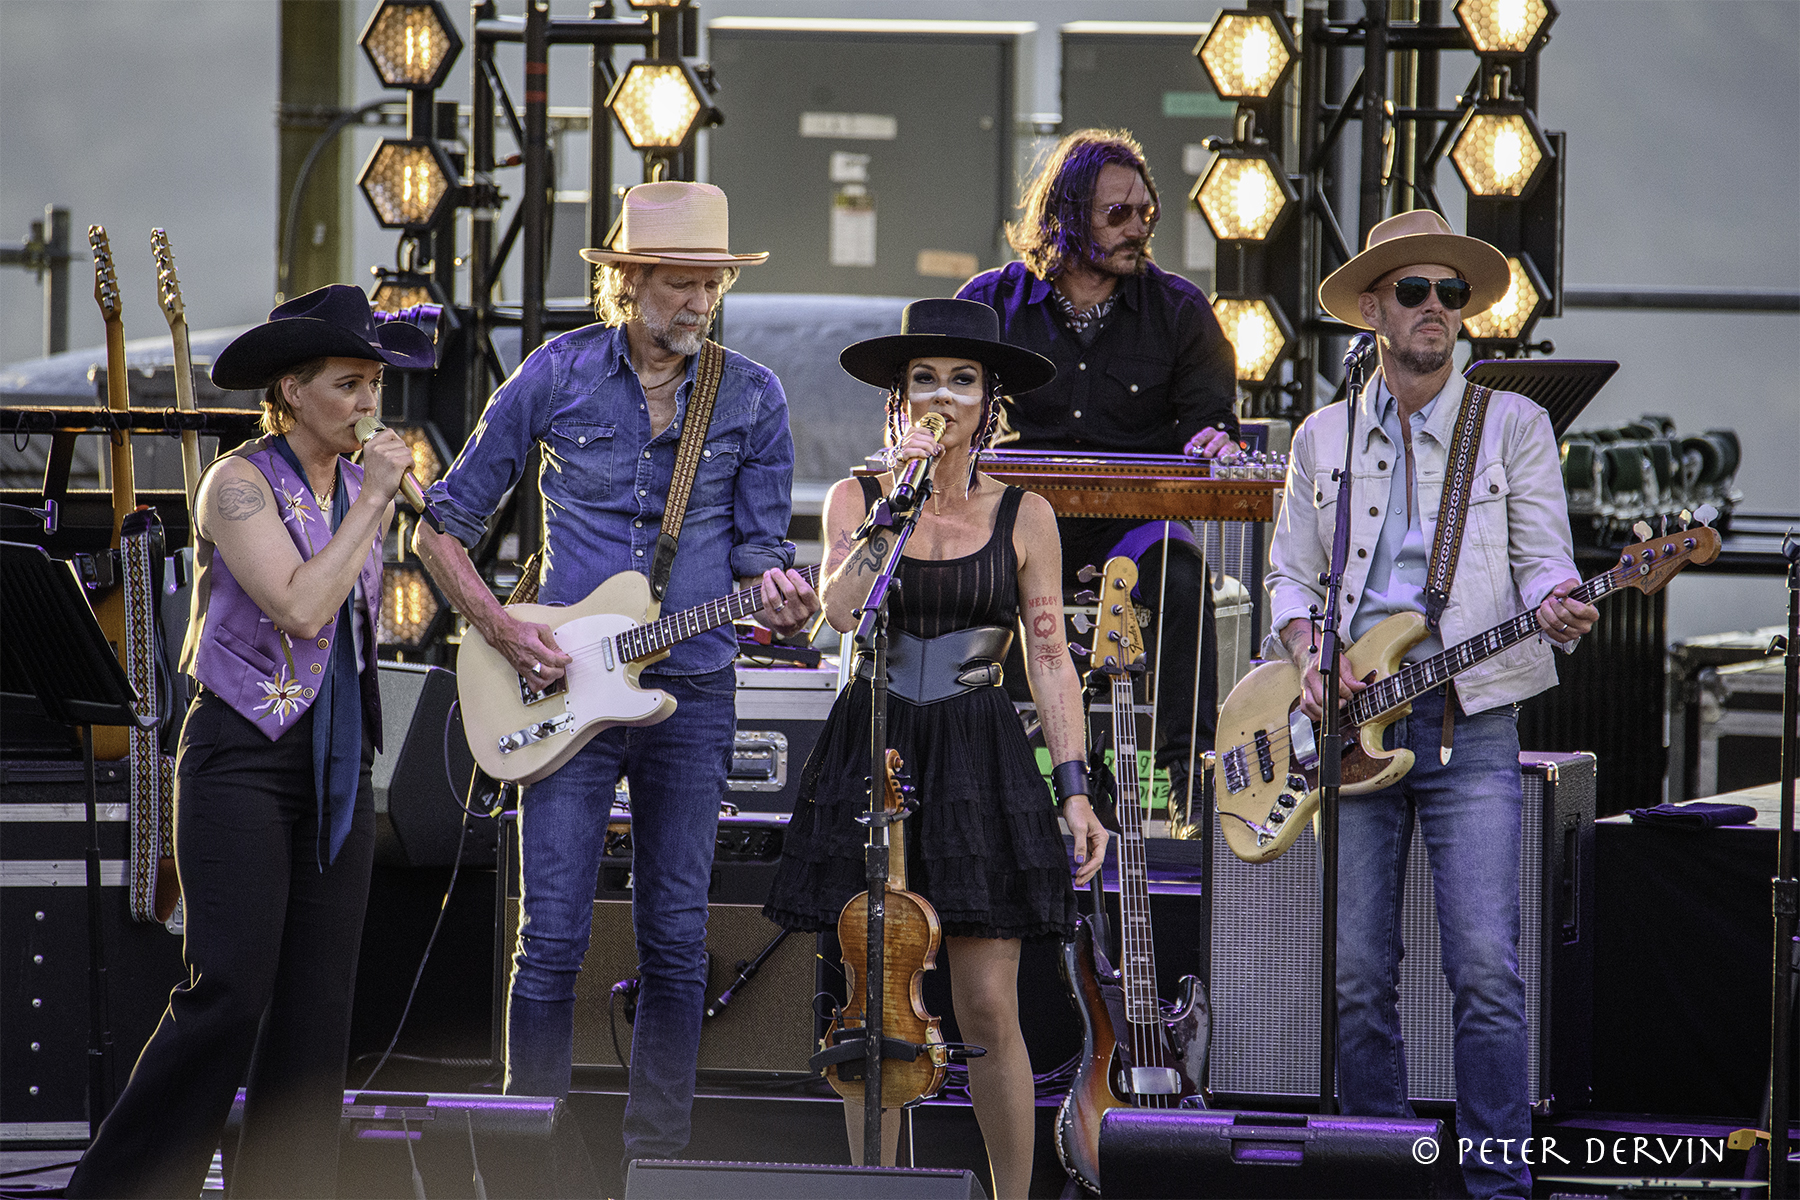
[103,316,134,544]
[617,563,822,663]
[1348,568,1621,725]
[1108,674,1164,1025]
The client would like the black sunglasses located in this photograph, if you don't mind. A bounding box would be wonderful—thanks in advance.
[1100,201,1159,228]
[1391,276,1472,309]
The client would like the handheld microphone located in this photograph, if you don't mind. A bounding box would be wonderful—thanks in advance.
[889,411,948,510]
[353,417,443,532]
[1343,332,1377,367]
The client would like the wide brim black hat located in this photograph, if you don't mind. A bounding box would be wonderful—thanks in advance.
[839,297,1056,394]
[211,284,438,391]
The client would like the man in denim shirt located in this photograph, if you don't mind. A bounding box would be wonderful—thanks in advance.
[959,129,1240,810]
[415,182,818,1166]
[1266,210,1596,1200]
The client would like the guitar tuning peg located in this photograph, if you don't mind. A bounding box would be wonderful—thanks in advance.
[1069,644,1090,658]
[1659,514,1670,536]
[1070,613,1093,634]
[1073,590,1098,605]
[1678,507,1693,529]
[1632,520,1653,542]
[1076,564,1101,582]
[1694,503,1719,528]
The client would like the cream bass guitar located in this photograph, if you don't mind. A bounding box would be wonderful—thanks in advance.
[458,565,819,784]
[1214,521,1720,864]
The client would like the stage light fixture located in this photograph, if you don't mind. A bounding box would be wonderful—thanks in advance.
[383,419,451,488]
[1212,297,1292,383]
[1462,254,1547,341]
[605,60,707,151]
[1193,149,1296,242]
[380,561,445,651]
[1451,106,1551,198]
[1196,11,1296,101]
[626,0,690,8]
[370,279,434,313]
[358,139,457,229]
[1454,0,1556,56]
[359,0,462,91]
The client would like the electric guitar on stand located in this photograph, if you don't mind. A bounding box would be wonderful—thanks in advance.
[1213,520,1722,865]
[150,228,204,539]
[87,227,136,762]
[1056,556,1207,1195]
[457,564,821,784]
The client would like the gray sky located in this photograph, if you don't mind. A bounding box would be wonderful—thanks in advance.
[3,0,1796,634]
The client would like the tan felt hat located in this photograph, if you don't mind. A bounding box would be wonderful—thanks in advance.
[1318,209,1510,330]
[579,181,768,267]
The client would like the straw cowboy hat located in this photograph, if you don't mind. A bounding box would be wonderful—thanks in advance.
[1318,209,1511,330]
[579,181,769,267]
[211,284,436,391]
[839,298,1056,394]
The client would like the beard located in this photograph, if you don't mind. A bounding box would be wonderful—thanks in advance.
[1383,317,1455,375]
[1084,233,1151,278]
[644,306,707,356]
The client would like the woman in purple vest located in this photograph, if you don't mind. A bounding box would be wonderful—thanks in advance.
[66,286,432,1199]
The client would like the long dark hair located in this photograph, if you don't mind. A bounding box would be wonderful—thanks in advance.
[1007,128,1158,280]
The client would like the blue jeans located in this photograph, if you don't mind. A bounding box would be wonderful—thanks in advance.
[1335,686,1530,1200]
[504,667,736,1163]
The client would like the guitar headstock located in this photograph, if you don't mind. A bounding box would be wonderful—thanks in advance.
[150,228,185,324]
[1089,555,1144,674]
[89,225,121,322]
[882,747,907,813]
[1614,512,1722,595]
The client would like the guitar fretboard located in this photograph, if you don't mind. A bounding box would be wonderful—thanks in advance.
[1108,674,1166,1030]
[615,563,822,663]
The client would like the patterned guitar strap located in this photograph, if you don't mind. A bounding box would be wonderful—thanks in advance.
[120,509,179,926]
[1421,380,1493,766]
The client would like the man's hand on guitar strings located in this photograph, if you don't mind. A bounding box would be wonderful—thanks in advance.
[1535,578,1598,645]
[493,612,571,687]
[1298,654,1370,723]
[754,567,820,637]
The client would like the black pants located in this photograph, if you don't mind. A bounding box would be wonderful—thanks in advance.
[66,689,374,1200]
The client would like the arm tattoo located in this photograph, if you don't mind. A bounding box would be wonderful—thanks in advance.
[217,478,266,521]
[1030,612,1057,639]
[853,533,889,576]
[1035,640,1069,670]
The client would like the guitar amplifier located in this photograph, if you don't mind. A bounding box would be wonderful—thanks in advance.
[1207,751,1594,1108]
[729,664,839,815]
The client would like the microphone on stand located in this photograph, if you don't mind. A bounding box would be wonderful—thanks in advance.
[1343,332,1377,367]
[353,416,444,532]
[888,411,948,511]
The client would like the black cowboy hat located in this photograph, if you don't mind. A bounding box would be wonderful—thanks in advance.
[211,284,438,391]
[839,298,1056,394]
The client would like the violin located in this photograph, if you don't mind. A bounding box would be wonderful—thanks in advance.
[824,749,948,1107]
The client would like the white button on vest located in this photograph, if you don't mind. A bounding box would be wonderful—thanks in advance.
[1078,362,1087,371]
[1073,410,1083,418]
[1129,384,1139,393]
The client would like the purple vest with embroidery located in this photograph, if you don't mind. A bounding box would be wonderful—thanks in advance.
[187,439,385,744]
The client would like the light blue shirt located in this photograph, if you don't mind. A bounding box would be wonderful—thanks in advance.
[1349,379,1444,663]
[427,322,797,675]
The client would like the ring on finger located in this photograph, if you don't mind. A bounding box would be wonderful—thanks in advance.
[530,661,542,674]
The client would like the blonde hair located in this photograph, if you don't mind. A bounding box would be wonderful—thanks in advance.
[259,357,330,435]
[591,262,741,327]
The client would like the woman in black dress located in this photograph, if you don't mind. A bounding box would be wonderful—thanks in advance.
[765,298,1108,1200]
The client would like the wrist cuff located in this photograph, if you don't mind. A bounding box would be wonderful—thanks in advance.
[1052,759,1090,806]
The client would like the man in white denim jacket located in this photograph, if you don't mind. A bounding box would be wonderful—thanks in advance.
[1264,210,1598,1200]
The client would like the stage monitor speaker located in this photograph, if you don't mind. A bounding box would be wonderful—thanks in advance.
[221,1088,596,1199]
[1208,751,1595,1108]
[1098,1109,1449,1199]
[624,1158,986,1199]
[499,897,817,1074]
[372,662,493,867]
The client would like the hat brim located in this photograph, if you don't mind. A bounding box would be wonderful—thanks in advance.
[839,334,1057,395]
[579,248,769,267]
[1318,232,1512,330]
[210,317,437,391]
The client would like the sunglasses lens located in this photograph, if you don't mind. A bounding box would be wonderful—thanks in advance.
[1394,278,1431,307]
[1438,279,1472,309]
[1106,203,1156,227]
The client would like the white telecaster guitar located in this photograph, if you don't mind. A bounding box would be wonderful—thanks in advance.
[458,564,820,784]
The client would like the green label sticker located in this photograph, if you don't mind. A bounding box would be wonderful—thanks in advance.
[1164,91,1236,119]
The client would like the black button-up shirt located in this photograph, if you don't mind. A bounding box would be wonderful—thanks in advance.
[958,259,1240,574]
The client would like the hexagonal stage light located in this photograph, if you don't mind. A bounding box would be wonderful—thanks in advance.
[1462,254,1548,341]
[1455,0,1556,56]
[1196,10,1297,101]
[1212,297,1292,383]
[1451,109,1551,198]
[380,561,445,651]
[359,0,462,91]
[370,279,435,313]
[358,139,458,229]
[1193,149,1296,242]
[605,60,707,151]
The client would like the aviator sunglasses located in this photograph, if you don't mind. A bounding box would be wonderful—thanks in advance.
[1391,276,1472,309]
[1100,201,1159,227]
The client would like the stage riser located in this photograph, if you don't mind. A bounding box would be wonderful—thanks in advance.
[624,1159,985,1198]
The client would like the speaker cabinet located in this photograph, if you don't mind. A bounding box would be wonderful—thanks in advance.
[624,1158,986,1199]
[1207,751,1595,1108]
[371,663,492,867]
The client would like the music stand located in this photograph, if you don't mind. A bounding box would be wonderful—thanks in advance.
[2,541,153,1137]
[1464,359,1619,439]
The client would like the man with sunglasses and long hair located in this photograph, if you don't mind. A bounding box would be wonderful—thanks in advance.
[1265,209,1595,1200]
[959,128,1239,810]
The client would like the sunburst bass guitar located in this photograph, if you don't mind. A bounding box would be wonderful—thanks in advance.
[457,564,819,784]
[1214,521,1721,865]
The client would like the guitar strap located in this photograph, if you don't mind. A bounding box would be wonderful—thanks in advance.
[121,511,178,925]
[507,340,727,608]
[1421,380,1492,763]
